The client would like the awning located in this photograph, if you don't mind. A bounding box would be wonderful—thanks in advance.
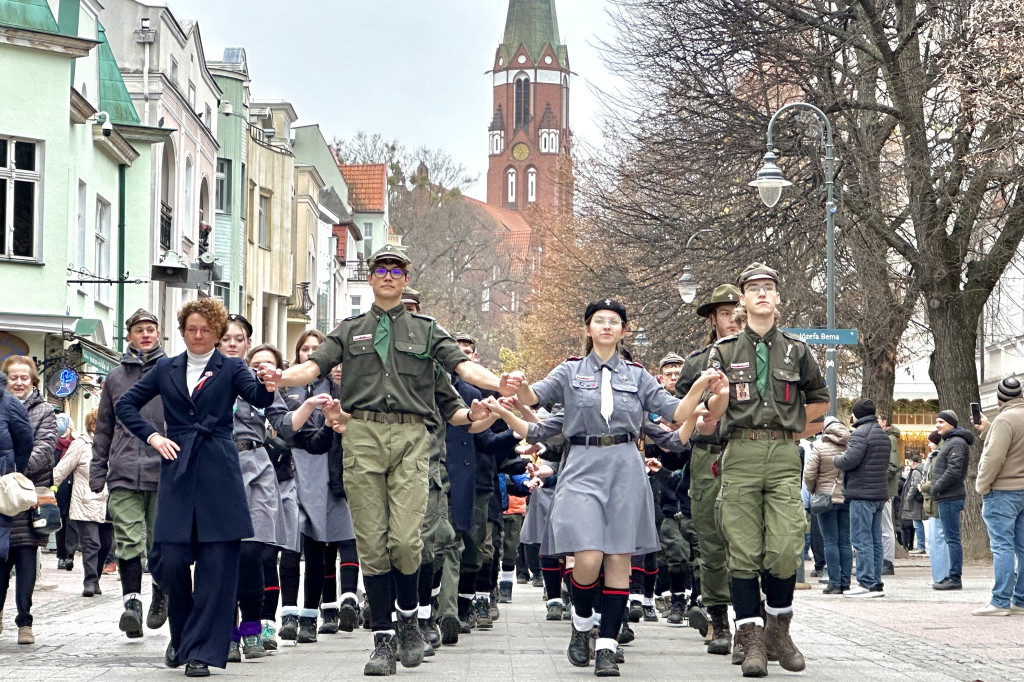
[75,336,120,375]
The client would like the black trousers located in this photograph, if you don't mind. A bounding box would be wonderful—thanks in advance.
[152,538,240,669]
[0,546,36,626]
[74,520,114,584]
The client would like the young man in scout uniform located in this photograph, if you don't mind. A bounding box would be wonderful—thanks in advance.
[675,283,742,656]
[89,309,168,638]
[259,246,517,676]
[704,265,829,677]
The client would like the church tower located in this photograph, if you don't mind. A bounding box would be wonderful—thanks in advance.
[486,0,571,214]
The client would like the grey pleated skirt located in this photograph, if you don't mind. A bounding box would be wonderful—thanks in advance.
[292,448,355,543]
[521,485,555,556]
[276,476,301,553]
[548,442,659,556]
[239,446,286,546]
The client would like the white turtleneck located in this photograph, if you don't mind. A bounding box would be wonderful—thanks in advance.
[186,349,215,394]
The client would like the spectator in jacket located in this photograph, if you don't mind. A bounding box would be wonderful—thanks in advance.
[51,409,111,598]
[53,414,78,571]
[972,377,1024,615]
[90,308,168,637]
[0,356,58,645]
[804,417,851,594]
[921,410,972,590]
[922,431,949,584]
[833,399,891,598]
[877,415,901,576]
[900,454,926,554]
[0,370,34,588]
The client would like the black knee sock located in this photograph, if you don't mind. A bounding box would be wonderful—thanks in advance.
[643,569,658,599]
[570,575,600,619]
[302,537,326,611]
[237,543,265,623]
[337,540,359,597]
[629,565,644,596]
[669,568,689,595]
[691,572,702,603]
[418,561,434,607]
[393,568,419,613]
[541,556,562,600]
[762,572,796,610]
[279,549,300,608]
[119,556,143,596]
[363,572,394,631]
[261,546,280,621]
[525,543,540,577]
[731,576,762,621]
[598,589,628,639]
[321,542,338,604]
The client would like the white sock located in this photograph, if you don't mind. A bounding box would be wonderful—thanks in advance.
[417,604,431,619]
[320,601,340,611]
[122,593,140,606]
[546,598,564,606]
[299,608,318,618]
[642,596,654,607]
[458,593,475,601]
[397,606,417,619]
[280,606,298,617]
[430,586,441,598]
[735,616,764,628]
[595,637,618,652]
[476,591,490,602]
[572,612,595,632]
[764,605,792,616]
[372,629,396,638]
[500,570,515,582]
[593,611,602,626]
[340,592,358,605]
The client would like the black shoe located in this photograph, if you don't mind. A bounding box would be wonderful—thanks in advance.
[627,599,643,623]
[642,604,659,622]
[165,642,181,668]
[119,598,144,638]
[395,612,424,668]
[57,558,67,570]
[82,581,98,598]
[364,632,397,676]
[933,578,963,590]
[517,573,529,585]
[823,584,843,595]
[418,619,436,656]
[296,615,318,643]
[362,604,373,630]
[614,646,625,664]
[594,648,620,676]
[686,605,710,637]
[422,615,441,647]
[531,575,544,588]
[147,583,168,629]
[546,601,565,621]
[474,597,493,629]
[339,599,359,632]
[279,613,299,640]
[617,620,635,645]
[882,560,895,576]
[439,612,460,645]
[241,634,267,659]
[568,625,592,667]
[319,608,340,634]
[818,578,831,584]
[184,661,210,677]
[666,602,685,624]
[498,580,513,603]
[810,569,823,578]
[563,600,573,620]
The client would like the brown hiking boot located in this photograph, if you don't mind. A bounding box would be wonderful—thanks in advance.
[736,623,767,677]
[731,627,744,665]
[764,612,805,672]
[707,605,732,655]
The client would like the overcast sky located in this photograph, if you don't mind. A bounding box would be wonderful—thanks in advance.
[160,0,619,200]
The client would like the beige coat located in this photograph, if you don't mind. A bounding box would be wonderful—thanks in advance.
[52,433,108,523]
[804,420,849,504]
[977,398,1024,495]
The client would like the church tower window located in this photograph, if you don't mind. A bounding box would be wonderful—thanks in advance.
[527,168,537,203]
[514,74,531,131]
[507,168,517,204]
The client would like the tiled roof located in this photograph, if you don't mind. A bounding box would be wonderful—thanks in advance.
[338,163,387,213]
[466,198,534,274]
[466,197,531,234]
[0,0,58,33]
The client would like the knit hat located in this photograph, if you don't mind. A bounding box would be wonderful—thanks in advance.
[852,399,876,420]
[927,430,941,445]
[55,414,71,436]
[997,377,1023,402]
[910,453,922,463]
[936,410,959,428]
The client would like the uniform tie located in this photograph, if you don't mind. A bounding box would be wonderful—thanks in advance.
[756,339,769,395]
[374,313,391,365]
[600,366,614,427]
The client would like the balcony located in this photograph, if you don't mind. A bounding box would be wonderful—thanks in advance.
[346,260,369,282]
[160,202,173,250]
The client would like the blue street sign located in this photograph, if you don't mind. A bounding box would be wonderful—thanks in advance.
[783,328,859,345]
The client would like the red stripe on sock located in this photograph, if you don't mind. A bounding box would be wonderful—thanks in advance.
[541,567,561,572]
[603,589,631,596]
[264,586,281,592]
[569,576,598,590]
[324,574,336,579]
[339,563,360,568]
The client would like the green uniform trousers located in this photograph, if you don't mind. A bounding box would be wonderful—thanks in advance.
[716,438,804,581]
[659,514,696,572]
[420,480,455,565]
[501,514,524,570]
[690,445,731,606]
[107,488,157,562]
[342,418,430,577]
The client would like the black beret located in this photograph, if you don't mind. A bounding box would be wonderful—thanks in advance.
[584,299,628,324]
[226,313,253,339]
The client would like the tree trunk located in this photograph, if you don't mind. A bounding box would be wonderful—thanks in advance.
[926,294,990,560]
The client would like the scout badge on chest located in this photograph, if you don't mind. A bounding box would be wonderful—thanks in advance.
[736,382,751,401]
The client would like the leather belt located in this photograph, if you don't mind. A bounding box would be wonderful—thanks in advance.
[351,409,425,425]
[732,429,795,441]
[693,443,723,455]
[568,434,634,447]
[234,438,260,451]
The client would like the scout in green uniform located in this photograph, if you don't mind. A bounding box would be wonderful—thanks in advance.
[675,283,742,655]
[258,246,518,677]
[704,263,829,678]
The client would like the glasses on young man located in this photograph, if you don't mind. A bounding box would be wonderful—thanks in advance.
[373,267,407,278]
[744,282,777,295]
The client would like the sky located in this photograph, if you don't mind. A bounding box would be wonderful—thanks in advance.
[160,0,620,200]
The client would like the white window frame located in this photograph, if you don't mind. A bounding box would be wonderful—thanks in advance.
[76,180,87,270]
[507,169,517,204]
[527,168,537,203]
[0,135,43,261]
[215,159,230,213]
[170,55,179,85]
[94,196,111,303]
[258,194,270,248]
[351,294,361,317]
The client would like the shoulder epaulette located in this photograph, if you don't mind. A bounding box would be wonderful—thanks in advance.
[780,330,808,343]
[688,344,712,358]
[627,361,644,368]
[342,313,365,322]
[566,356,582,361]
[410,312,437,322]
[715,333,740,344]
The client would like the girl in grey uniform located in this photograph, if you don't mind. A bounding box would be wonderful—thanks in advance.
[219,316,289,662]
[487,299,723,677]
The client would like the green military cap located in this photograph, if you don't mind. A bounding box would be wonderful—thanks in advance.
[368,245,411,267]
[125,308,159,329]
[658,352,685,369]
[401,288,421,305]
[695,284,741,317]
[454,331,476,345]
[737,262,780,289]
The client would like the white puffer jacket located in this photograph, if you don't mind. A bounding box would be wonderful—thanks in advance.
[51,433,108,523]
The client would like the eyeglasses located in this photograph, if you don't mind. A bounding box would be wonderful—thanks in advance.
[744,283,777,294]
[662,370,682,379]
[373,267,406,278]
[591,316,623,327]
[185,326,216,336]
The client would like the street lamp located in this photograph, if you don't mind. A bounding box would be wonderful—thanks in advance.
[677,229,714,303]
[750,102,838,415]
[634,299,670,354]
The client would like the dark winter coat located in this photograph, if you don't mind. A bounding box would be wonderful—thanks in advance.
[90,348,166,492]
[832,415,891,501]
[900,466,926,521]
[10,388,58,548]
[0,372,34,560]
[928,428,972,502]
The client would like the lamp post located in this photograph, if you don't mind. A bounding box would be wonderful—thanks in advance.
[634,299,670,359]
[749,102,837,416]
[676,229,715,304]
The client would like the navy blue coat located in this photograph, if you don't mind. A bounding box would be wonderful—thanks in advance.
[116,351,274,544]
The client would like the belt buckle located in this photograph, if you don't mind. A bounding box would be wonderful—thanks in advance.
[600,434,613,446]
[755,430,768,441]
[385,413,397,424]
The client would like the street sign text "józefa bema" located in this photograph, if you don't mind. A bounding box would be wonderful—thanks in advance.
[783,328,859,345]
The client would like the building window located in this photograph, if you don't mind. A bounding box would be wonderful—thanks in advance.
[258,194,270,248]
[187,81,196,109]
[240,163,246,213]
[77,180,87,269]
[514,75,530,130]
[170,55,178,85]
[507,169,517,205]
[527,168,537,203]
[183,158,193,242]
[481,286,490,313]
[204,104,212,127]
[215,159,231,213]
[363,222,374,260]
[351,294,361,318]
[95,196,111,303]
[0,136,42,259]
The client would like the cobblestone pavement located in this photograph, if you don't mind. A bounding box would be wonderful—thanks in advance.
[0,556,1022,680]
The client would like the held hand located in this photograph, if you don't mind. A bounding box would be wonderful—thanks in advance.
[498,371,525,397]
[150,435,181,461]
[645,457,663,473]
[517,442,542,457]
[304,393,334,410]
[525,477,544,492]
[977,413,990,433]
[498,396,520,411]
[468,399,491,423]
[534,464,554,479]
[483,395,512,418]
[258,363,283,391]
[323,399,350,432]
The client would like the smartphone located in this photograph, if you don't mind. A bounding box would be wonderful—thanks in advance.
[971,402,982,425]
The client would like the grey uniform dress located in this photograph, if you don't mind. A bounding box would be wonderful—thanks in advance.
[271,378,354,544]
[520,409,566,557]
[233,384,289,546]
[528,352,681,556]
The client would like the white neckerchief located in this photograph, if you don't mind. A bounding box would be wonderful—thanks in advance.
[600,366,614,428]
[185,349,215,394]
